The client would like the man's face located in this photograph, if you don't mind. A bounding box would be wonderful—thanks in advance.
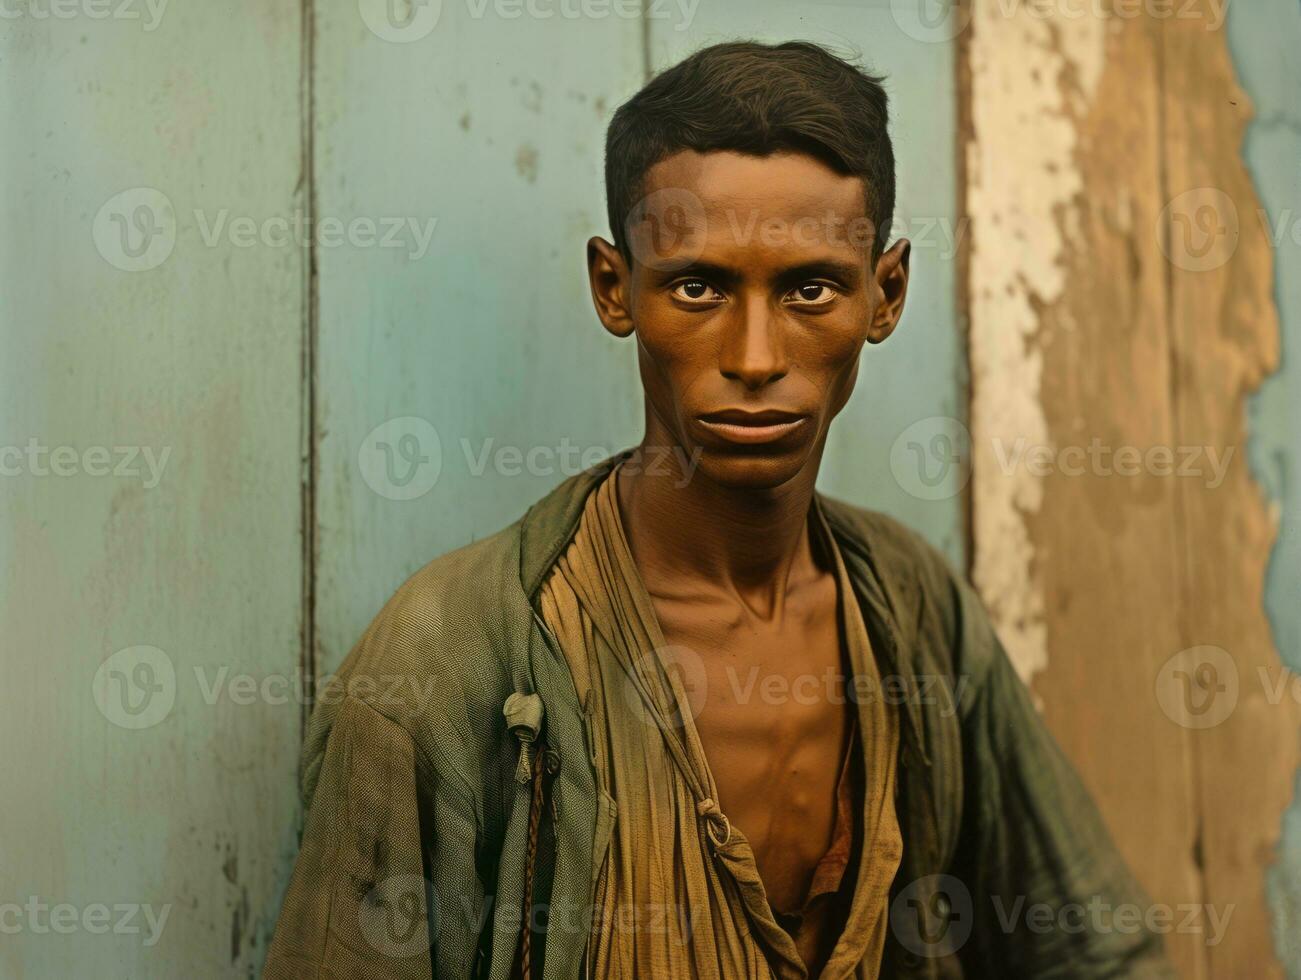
[588,149,910,491]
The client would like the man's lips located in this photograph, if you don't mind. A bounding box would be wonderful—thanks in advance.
[695,408,810,445]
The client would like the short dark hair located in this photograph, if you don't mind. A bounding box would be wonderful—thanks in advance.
[604,40,896,261]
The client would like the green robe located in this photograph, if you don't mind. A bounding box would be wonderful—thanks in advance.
[264,453,1175,980]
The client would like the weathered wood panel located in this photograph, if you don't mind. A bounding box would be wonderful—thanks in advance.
[965,3,1205,972]
[965,0,1297,975]
[0,4,306,978]
[1161,2,1300,973]
[312,4,646,675]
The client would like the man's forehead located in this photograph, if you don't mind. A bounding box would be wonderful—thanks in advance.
[643,149,869,222]
[631,149,876,265]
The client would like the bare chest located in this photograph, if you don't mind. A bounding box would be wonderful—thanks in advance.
[652,580,852,911]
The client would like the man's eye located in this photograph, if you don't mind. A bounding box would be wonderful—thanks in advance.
[672,280,722,303]
[786,283,837,305]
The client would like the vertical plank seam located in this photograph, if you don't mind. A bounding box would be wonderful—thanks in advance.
[639,0,652,82]
[1153,14,1210,979]
[955,0,975,577]
[299,0,320,771]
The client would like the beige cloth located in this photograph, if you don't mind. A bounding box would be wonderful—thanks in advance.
[537,470,902,979]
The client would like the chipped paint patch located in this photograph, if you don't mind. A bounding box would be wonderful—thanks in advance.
[966,1,1105,686]
[515,143,539,183]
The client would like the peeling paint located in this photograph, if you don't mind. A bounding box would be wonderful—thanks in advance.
[515,142,539,183]
[965,1,1300,974]
[967,2,1106,685]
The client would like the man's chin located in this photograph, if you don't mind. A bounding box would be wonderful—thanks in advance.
[690,445,814,492]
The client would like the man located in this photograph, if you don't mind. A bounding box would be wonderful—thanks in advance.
[266,41,1174,979]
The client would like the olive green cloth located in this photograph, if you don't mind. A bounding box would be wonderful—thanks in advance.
[264,452,1177,980]
[536,469,901,978]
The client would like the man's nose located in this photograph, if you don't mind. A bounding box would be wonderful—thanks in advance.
[718,295,788,389]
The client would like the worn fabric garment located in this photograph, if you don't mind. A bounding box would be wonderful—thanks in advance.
[773,713,862,972]
[264,452,1178,980]
[535,469,901,979]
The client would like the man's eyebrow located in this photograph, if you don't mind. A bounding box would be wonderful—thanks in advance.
[651,260,743,287]
[652,259,866,288]
[778,260,865,286]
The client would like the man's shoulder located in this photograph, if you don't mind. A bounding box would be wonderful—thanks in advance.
[344,520,526,690]
[820,494,1021,699]
[310,468,604,773]
[818,493,957,590]
[396,519,526,619]
[817,494,975,670]
[303,519,530,790]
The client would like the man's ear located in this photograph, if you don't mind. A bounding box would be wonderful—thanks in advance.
[868,238,911,344]
[587,236,635,338]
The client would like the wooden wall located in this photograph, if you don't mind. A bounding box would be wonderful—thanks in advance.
[0,4,305,975]
[2,0,1295,976]
[962,0,1299,975]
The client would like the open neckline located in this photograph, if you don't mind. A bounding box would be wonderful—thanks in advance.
[596,464,885,978]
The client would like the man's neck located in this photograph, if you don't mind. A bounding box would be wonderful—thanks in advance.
[615,428,826,623]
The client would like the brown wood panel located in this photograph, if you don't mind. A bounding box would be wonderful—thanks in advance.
[1160,1,1299,974]
[955,1,1299,974]
[1026,10,1208,977]
[965,0,1296,975]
